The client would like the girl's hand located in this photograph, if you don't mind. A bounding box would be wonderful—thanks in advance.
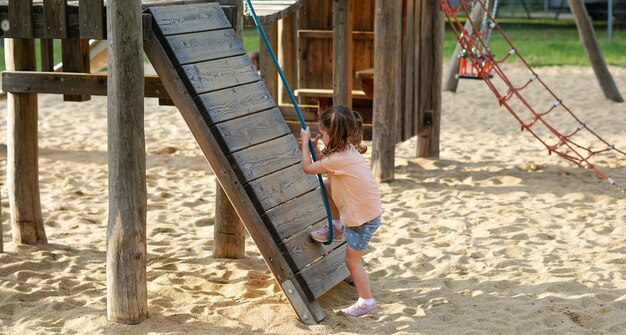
[311,133,321,148]
[300,127,311,144]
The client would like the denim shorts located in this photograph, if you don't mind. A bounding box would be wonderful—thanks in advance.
[345,215,381,251]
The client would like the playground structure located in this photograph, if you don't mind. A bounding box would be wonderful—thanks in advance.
[0,0,444,325]
[248,0,444,181]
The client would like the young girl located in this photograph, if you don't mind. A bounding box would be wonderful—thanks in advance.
[300,105,382,317]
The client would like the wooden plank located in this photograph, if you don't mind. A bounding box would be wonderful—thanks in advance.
[145,16,296,284]
[402,0,415,142]
[194,78,274,124]
[212,107,291,154]
[79,0,105,39]
[246,163,319,212]
[262,188,327,241]
[280,279,320,325]
[8,0,33,38]
[150,2,231,36]
[296,244,350,299]
[40,39,55,71]
[297,29,373,40]
[296,4,309,93]
[183,55,259,97]
[259,20,279,101]
[0,4,234,39]
[61,38,91,101]
[286,120,373,141]
[294,88,368,99]
[161,29,245,67]
[353,0,374,90]
[333,0,354,107]
[278,104,318,122]
[278,14,297,105]
[305,1,324,90]
[321,0,333,89]
[228,134,300,183]
[2,71,170,98]
[144,15,325,323]
[281,219,344,270]
[43,0,68,39]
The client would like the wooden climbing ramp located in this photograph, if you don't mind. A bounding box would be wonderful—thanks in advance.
[144,2,349,323]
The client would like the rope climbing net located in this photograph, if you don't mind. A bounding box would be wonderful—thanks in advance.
[440,0,626,195]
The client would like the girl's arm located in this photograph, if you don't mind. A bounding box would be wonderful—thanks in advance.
[300,127,327,175]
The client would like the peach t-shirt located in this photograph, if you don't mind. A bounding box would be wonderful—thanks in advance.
[318,147,382,227]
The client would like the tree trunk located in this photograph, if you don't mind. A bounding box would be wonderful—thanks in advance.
[106,0,148,324]
[568,0,623,102]
[5,38,47,245]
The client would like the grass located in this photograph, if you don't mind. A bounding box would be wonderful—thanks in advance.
[0,20,624,71]
[442,19,626,67]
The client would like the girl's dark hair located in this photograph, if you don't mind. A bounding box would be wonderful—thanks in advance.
[318,105,367,156]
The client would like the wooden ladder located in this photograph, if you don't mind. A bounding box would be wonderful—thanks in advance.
[143,2,350,324]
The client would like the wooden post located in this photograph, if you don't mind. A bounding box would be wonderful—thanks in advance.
[278,14,297,105]
[372,0,402,182]
[443,4,484,92]
[5,39,47,245]
[1,188,2,253]
[333,0,353,107]
[106,0,148,324]
[401,0,416,142]
[214,0,245,259]
[416,0,444,158]
[568,0,623,102]
[213,185,245,258]
[260,20,279,102]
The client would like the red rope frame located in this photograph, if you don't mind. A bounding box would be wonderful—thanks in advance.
[440,0,625,193]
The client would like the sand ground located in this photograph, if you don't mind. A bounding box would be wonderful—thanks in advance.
[0,64,625,334]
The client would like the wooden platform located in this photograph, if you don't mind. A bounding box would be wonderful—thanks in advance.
[144,2,349,324]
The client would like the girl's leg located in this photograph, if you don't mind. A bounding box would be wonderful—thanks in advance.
[345,246,371,299]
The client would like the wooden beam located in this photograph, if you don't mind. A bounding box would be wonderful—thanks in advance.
[79,0,105,39]
[43,0,68,39]
[7,0,33,38]
[0,188,2,253]
[259,20,279,102]
[278,14,297,105]
[297,29,373,40]
[40,39,55,71]
[2,72,170,98]
[568,0,623,102]
[372,0,402,182]
[106,0,148,325]
[333,0,354,107]
[0,11,153,40]
[5,38,47,245]
[416,0,443,158]
[213,0,245,260]
[61,38,91,101]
